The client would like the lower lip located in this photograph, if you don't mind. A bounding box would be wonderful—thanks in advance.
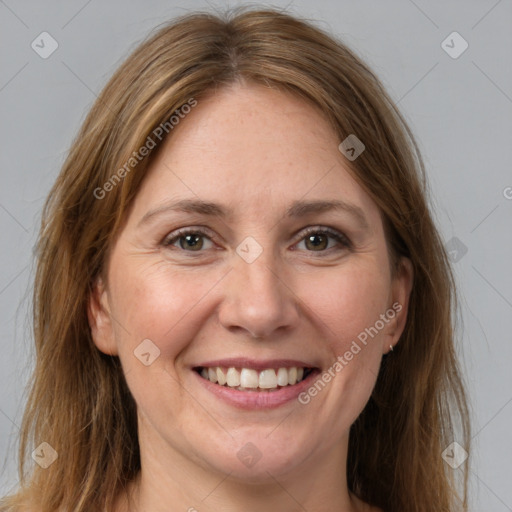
[193,369,320,410]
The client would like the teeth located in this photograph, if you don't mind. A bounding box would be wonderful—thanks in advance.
[199,366,310,390]
[240,368,259,388]
[208,367,217,383]
[276,367,289,386]
[259,369,277,389]
[216,367,227,386]
[226,367,240,387]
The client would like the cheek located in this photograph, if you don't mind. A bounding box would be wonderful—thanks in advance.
[295,263,391,427]
[108,259,224,358]
[107,261,221,421]
[303,260,390,347]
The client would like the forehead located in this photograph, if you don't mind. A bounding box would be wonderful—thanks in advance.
[128,82,381,225]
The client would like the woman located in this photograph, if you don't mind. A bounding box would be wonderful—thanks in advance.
[1,6,470,512]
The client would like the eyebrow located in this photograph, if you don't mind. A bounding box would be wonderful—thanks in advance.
[138,198,369,230]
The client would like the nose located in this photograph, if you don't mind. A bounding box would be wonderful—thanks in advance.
[218,248,300,339]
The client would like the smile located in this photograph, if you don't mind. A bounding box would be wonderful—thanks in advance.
[192,358,321,409]
[195,366,313,391]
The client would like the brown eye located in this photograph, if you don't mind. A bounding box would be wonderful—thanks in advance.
[178,233,204,251]
[296,227,350,253]
[163,229,214,252]
[304,233,329,251]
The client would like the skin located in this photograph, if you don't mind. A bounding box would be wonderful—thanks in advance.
[89,81,413,512]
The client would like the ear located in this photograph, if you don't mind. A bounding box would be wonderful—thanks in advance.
[384,256,414,354]
[88,275,118,355]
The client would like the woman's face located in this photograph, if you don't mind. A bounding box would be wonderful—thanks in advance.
[89,82,413,482]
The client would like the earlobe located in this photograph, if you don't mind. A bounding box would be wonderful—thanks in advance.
[386,256,414,352]
[87,276,118,355]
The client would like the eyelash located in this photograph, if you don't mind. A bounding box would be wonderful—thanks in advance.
[161,226,351,255]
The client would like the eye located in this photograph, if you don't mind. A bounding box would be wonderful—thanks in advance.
[161,226,351,254]
[162,227,214,252]
[294,227,351,253]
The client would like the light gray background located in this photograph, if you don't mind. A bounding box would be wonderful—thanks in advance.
[1,1,511,510]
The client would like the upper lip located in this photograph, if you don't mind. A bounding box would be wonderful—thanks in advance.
[193,358,318,371]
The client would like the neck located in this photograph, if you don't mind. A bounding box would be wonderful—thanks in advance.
[114,425,363,512]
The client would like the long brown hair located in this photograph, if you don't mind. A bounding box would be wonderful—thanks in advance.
[1,6,470,511]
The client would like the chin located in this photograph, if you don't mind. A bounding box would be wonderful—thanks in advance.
[191,429,316,483]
